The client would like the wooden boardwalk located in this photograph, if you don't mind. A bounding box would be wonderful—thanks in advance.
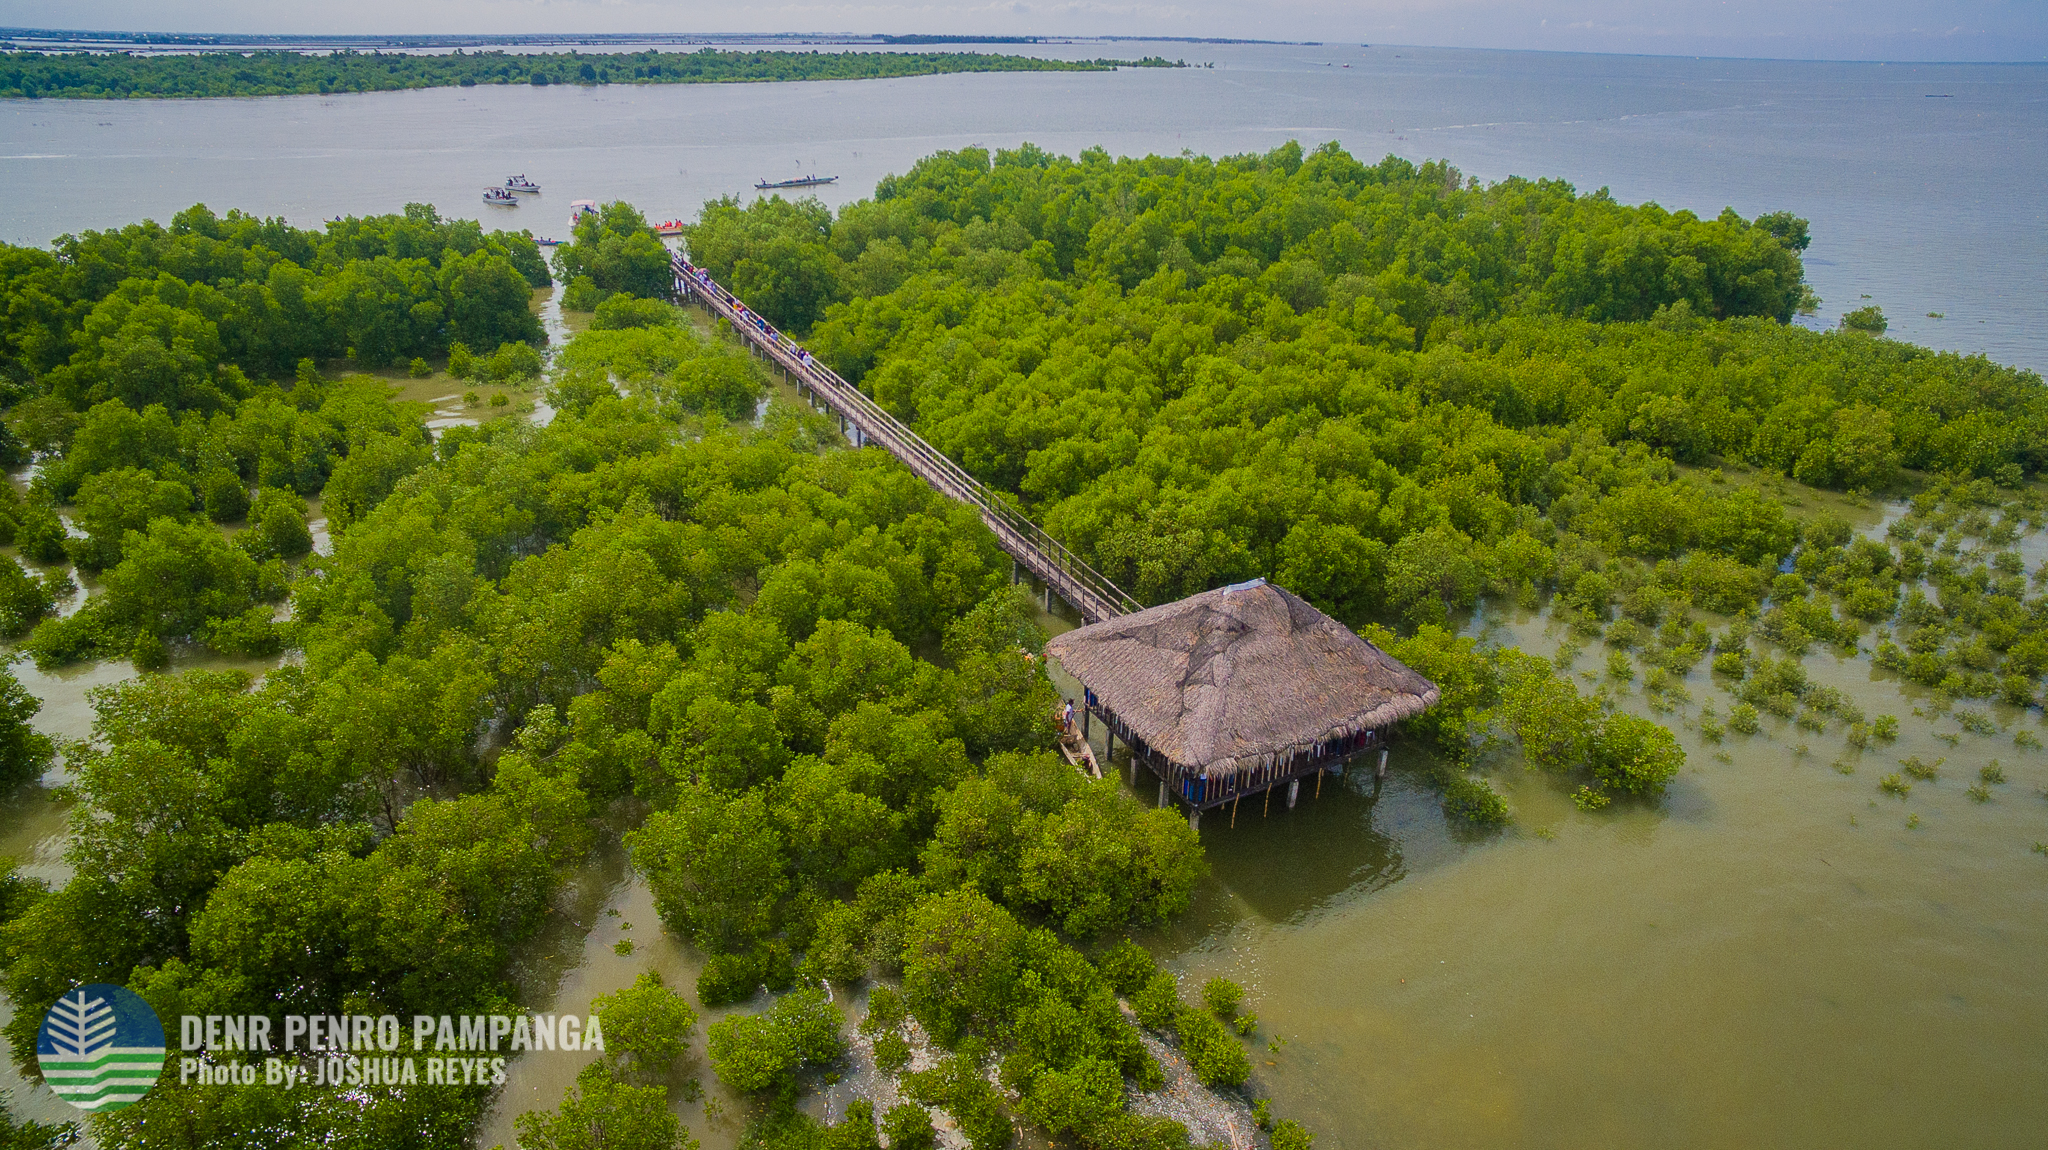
[674,254,1140,625]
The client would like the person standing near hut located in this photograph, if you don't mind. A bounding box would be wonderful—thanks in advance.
[1062,697,1076,737]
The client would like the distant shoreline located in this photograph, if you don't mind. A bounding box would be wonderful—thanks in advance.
[0,29,1317,53]
[0,46,1188,100]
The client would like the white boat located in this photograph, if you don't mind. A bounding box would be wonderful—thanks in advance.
[505,175,540,193]
[568,199,598,230]
[483,188,519,206]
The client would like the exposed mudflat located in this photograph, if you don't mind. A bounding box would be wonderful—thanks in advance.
[822,987,1272,1150]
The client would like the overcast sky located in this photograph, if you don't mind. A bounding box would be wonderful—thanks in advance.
[1,0,2042,62]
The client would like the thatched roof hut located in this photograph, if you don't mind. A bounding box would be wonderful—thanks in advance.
[1045,579,1438,796]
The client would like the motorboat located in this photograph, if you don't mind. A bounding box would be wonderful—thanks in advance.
[755,175,838,190]
[535,237,560,247]
[483,187,519,206]
[655,219,686,236]
[568,199,598,230]
[504,175,541,193]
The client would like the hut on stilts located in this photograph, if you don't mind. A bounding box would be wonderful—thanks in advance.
[1045,578,1440,829]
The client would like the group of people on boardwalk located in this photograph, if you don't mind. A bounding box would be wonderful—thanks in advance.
[686,260,828,380]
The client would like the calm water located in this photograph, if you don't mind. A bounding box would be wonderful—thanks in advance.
[2,44,2045,370]
[4,44,2048,1149]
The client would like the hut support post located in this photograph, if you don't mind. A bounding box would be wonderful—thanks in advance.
[1378,748,1389,779]
[1158,781,1167,807]
[1082,707,1090,739]
[1188,807,1200,832]
[1287,778,1299,809]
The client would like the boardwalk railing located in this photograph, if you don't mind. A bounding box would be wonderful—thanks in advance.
[674,253,1141,625]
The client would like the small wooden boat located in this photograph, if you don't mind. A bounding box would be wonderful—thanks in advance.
[1058,727,1102,779]
[1055,705,1102,778]
[755,175,838,190]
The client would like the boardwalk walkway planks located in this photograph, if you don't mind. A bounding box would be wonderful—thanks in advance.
[674,253,1140,625]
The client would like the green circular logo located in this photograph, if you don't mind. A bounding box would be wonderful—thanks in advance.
[36,984,166,1112]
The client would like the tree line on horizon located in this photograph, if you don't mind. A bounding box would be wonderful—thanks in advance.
[0,47,1183,100]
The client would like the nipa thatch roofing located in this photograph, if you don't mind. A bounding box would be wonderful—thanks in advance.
[1044,579,1439,779]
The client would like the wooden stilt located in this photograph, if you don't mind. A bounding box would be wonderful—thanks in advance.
[1378,748,1389,779]
[1231,795,1240,828]
[1316,770,1323,799]
[1263,787,1271,818]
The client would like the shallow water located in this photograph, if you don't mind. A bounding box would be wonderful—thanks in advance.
[1110,553,2048,1147]
[473,834,791,1150]
[0,474,297,1132]
[1162,636,2048,1149]
[0,639,290,1134]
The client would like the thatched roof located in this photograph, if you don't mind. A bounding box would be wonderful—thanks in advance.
[1045,579,1438,779]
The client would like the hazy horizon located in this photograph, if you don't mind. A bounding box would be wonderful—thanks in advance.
[0,1,2042,64]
